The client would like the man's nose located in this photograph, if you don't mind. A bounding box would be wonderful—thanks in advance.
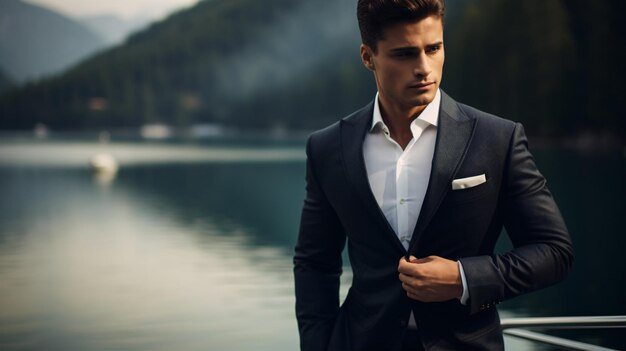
[413,53,431,78]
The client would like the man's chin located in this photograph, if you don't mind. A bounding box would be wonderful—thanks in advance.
[409,93,435,107]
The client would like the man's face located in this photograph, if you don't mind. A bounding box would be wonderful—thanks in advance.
[361,16,444,114]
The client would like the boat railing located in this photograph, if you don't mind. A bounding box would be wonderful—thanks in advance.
[500,315,626,351]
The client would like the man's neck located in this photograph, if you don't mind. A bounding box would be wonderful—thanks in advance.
[378,97,427,150]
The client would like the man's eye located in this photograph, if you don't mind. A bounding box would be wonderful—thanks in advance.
[426,46,441,54]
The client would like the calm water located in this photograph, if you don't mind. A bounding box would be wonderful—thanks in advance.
[0,137,624,350]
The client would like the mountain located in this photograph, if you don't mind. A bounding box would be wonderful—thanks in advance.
[80,14,151,46]
[0,0,106,82]
[0,0,373,130]
[0,0,624,139]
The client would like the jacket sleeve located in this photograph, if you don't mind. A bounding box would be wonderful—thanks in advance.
[293,136,347,351]
[459,123,574,315]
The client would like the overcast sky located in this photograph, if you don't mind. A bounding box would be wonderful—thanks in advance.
[25,0,200,19]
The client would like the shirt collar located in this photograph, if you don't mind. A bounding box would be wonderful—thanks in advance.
[370,89,441,133]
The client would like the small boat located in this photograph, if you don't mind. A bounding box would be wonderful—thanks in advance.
[89,153,118,174]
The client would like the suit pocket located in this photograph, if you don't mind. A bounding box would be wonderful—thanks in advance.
[446,178,494,205]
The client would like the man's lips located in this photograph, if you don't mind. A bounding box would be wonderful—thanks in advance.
[408,82,435,89]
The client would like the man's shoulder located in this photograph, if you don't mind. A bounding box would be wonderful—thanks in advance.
[448,97,517,131]
[308,120,341,144]
[307,101,373,145]
[464,104,515,127]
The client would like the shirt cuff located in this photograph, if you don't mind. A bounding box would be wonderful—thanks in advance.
[458,260,470,305]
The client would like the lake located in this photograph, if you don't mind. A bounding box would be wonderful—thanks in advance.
[0,135,624,350]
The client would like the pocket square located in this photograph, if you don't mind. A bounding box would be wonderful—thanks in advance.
[452,174,486,190]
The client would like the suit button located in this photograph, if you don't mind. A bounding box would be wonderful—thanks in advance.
[399,319,407,327]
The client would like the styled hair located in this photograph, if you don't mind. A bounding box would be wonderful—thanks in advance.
[357,0,446,52]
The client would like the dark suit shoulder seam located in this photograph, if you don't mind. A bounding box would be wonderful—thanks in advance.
[457,103,516,127]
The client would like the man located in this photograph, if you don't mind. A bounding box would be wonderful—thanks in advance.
[293,0,574,350]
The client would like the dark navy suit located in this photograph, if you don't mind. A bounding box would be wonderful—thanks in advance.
[294,91,573,350]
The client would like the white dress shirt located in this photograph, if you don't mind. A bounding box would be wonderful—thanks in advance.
[363,91,439,248]
[362,90,469,322]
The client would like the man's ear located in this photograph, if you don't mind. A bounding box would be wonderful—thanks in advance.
[360,44,375,71]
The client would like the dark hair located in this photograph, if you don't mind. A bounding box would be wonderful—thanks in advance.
[357,0,445,52]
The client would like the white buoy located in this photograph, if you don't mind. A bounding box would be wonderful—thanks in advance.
[89,153,118,174]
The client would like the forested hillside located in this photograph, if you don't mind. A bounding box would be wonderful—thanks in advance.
[0,70,13,93]
[444,0,626,138]
[0,0,370,130]
[0,0,624,139]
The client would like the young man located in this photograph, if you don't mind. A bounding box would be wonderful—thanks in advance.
[294,1,574,350]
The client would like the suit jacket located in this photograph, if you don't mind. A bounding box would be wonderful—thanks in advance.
[293,91,574,351]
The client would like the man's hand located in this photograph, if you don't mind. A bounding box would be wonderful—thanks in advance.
[398,256,463,302]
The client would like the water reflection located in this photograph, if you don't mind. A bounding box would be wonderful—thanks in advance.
[0,143,313,351]
[116,162,306,251]
[0,169,297,350]
[0,141,624,350]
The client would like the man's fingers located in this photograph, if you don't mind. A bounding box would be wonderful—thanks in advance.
[401,255,434,266]
[398,257,427,275]
[407,291,420,301]
[403,283,422,297]
[409,255,430,264]
[399,273,419,286]
[398,257,415,274]
[400,274,426,298]
[406,290,436,302]
[411,255,438,263]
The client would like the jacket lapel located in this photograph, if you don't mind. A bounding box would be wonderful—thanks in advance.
[340,103,407,254]
[408,92,477,256]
